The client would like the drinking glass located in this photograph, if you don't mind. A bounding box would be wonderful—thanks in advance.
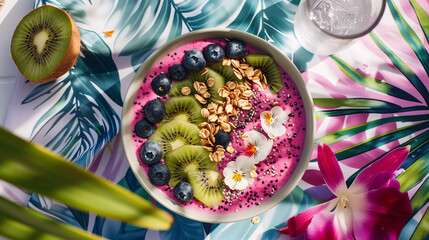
[294,0,386,55]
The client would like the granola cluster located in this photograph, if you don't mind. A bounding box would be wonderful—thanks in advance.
[178,56,271,163]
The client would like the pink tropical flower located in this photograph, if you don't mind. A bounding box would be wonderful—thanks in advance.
[279,143,413,240]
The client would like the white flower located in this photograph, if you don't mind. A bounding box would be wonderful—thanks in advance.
[223,156,257,190]
[242,130,273,164]
[260,106,289,138]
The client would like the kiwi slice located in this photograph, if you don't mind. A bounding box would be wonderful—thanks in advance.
[168,79,195,98]
[246,53,283,94]
[162,96,205,125]
[164,145,217,187]
[204,67,226,102]
[170,68,225,102]
[210,62,244,85]
[10,6,81,83]
[148,119,200,158]
[187,170,225,207]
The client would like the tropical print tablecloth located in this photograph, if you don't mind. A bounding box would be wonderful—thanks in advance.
[1,0,428,239]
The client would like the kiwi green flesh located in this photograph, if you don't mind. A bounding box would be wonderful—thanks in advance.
[11,6,72,81]
[205,67,225,102]
[168,79,196,98]
[187,170,225,207]
[263,62,283,94]
[148,119,200,158]
[164,145,217,187]
[162,96,205,125]
[246,53,283,94]
[209,62,244,85]
[170,68,225,102]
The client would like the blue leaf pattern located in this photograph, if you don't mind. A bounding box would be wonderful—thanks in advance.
[22,27,121,167]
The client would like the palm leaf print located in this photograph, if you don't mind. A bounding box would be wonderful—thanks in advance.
[22,28,122,167]
[311,0,429,238]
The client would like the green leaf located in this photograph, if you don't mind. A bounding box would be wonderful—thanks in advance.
[410,208,429,240]
[313,98,400,108]
[397,156,429,192]
[370,31,429,105]
[387,0,429,75]
[0,196,104,240]
[0,127,173,231]
[324,121,429,161]
[316,105,427,119]
[330,55,421,103]
[318,114,429,145]
[409,0,429,42]
[409,177,429,219]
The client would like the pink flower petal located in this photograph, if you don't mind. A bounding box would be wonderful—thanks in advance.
[305,212,339,240]
[279,200,334,237]
[352,146,409,191]
[349,172,395,194]
[385,178,401,190]
[333,204,354,239]
[351,188,412,240]
[317,143,347,196]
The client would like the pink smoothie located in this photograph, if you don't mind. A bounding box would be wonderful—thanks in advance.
[130,38,306,214]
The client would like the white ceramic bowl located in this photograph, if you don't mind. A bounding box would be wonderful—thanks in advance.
[121,28,315,223]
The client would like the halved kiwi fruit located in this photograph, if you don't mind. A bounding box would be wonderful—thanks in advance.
[187,170,225,207]
[10,5,81,83]
[162,96,205,125]
[246,53,283,94]
[148,119,200,158]
[164,145,217,187]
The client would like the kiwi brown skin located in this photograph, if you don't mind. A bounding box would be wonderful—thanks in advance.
[11,6,81,83]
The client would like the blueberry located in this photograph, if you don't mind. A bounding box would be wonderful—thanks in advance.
[148,163,171,186]
[174,182,194,202]
[135,119,155,139]
[143,98,166,124]
[139,140,163,166]
[214,130,230,149]
[225,40,246,59]
[151,73,171,96]
[182,49,206,72]
[204,44,225,62]
[168,64,187,81]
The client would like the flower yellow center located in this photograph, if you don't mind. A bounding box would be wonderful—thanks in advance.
[232,172,243,182]
[338,194,349,209]
[263,112,272,125]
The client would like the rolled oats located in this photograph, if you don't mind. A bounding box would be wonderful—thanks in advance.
[200,67,208,75]
[181,87,191,95]
[206,78,215,87]
[199,129,210,139]
[201,108,210,118]
[195,94,207,104]
[226,81,237,90]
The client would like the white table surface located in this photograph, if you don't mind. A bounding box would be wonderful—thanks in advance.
[0,0,34,125]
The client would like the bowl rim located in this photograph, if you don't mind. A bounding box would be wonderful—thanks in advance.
[121,28,315,223]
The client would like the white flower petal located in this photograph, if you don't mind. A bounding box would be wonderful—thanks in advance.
[236,155,257,171]
[261,106,289,138]
[271,106,289,124]
[243,131,273,163]
[266,124,286,138]
[234,178,249,190]
[222,166,234,179]
[224,176,237,189]
[253,139,273,163]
